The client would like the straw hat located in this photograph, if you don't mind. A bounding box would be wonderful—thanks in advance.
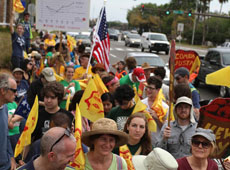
[141,62,155,71]
[81,118,128,148]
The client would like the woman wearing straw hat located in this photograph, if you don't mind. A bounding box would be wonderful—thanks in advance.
[81,118,128,170]
[177,128,218,170]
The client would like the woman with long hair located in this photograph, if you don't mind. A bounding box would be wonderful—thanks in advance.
[177,128,218,170]
[113,112,152,155]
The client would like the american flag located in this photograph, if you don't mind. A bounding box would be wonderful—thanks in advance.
[92,7,110,71]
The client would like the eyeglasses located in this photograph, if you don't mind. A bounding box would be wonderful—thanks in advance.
[192,139,211,149]
[146,86,156,91]
[7,88,17,93]
[50,128,71,152]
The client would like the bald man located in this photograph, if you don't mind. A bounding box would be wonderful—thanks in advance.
[17,127,76,170]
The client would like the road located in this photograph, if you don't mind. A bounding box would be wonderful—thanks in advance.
[107,40,220,102]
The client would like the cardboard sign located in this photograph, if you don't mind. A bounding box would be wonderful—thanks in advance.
[175,50,200,74]
[198,98,230,158]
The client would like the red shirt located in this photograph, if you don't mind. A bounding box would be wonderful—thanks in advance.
[177,157,218,170]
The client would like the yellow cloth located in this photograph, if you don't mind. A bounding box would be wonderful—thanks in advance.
[13,0,25,13]
[93,74,109,96]
[51,66,65,80]
[206,66,230,87]
[73,66,92,80]
[79,78,104,122]
[14,96,39,158]
[44,39,56,49]
[132,87,157,132]
[119,145,135,170]
[69,104,85,169]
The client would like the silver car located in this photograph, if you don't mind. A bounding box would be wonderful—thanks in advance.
[125,34,141,47]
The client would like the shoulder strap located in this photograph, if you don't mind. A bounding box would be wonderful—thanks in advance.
[116,155,123,170]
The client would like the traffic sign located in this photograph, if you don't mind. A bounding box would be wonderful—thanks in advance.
[177,23,184,32]
[173,10,184,14]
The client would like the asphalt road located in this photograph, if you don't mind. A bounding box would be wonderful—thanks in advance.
[108,40,220,102]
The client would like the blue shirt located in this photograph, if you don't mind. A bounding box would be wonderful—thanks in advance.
[0,104,13,170]
[16,79,29,103]
[189,83,200,109]
[11,32,25,57]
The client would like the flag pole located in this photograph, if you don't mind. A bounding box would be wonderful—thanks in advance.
[168,40,176,127]
[86,6,105,74]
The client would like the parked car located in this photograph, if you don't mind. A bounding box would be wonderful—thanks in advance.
[125,52,170,84]
[75,33,91,47]
[217,42,230,48]
[108,29,120,41]
[141,32,170,54]
[194,48,230,97]
[125,33,141,47]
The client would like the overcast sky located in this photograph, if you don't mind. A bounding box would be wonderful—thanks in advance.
[90,0,230,23]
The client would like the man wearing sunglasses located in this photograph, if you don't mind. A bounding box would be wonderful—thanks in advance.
[174,67,200,121]
[156,96,197,159]
[17,127,76,170]
[0,73,17,170]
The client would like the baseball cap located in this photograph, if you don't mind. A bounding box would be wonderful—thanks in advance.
[13,68,24,74]
[41,67,56,82]
[174,67,190,78]
[192,128,216,143]
[175,96,193,107]
[133,68,146,82]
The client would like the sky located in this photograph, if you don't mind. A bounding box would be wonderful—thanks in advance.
[90,0,230,23]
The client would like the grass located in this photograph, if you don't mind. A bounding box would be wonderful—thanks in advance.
[0,28,12,69]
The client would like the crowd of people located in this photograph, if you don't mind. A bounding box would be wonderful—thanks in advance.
[0,11,229,170]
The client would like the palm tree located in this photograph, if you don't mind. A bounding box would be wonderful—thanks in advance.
[219,0,228,13]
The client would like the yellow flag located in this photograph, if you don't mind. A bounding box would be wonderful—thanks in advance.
[67,35,77,52]
[132,87,157,132]
[119,145,135,170]
[70,104,85,169]
[151,89,168,123]
[65,93,71,111]
[13,0,25,13]
[14,96,39,158]
[79,78,104,122]
[206,66,230,87]
[54,72,64,82]
[93,74,109,95]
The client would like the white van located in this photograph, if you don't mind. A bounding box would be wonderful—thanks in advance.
[141,32,170,54]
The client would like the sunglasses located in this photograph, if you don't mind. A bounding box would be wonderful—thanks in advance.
[7,87,17,93]
[50,128,71,152]
[192,139,211,149]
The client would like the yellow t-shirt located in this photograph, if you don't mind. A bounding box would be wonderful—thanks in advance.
[73,66,92,80]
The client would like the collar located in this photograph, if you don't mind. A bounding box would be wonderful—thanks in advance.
[129,73,134,83]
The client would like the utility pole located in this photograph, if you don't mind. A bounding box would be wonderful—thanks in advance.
[191,0,198,45]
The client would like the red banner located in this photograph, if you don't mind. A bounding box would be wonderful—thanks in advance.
[175,50,200,73]
[198,98,230,158]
